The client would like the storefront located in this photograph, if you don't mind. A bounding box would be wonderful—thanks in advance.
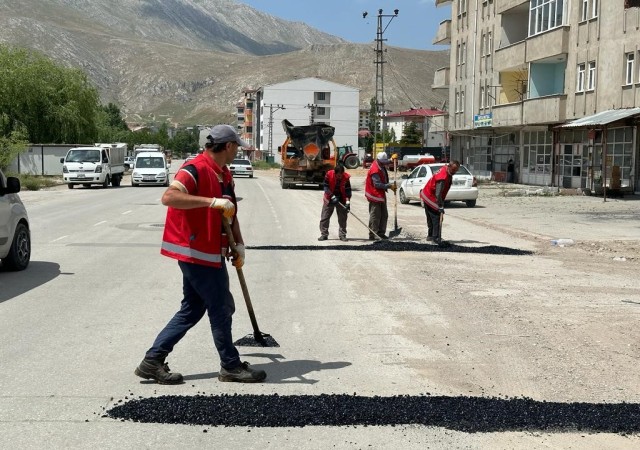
[555,108,640,196]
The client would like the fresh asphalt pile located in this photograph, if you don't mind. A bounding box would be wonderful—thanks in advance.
[233,334,280,347]
[248,242,533,256]
[107,393,640,433]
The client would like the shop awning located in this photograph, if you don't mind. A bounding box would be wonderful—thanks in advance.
[556,107,640,128]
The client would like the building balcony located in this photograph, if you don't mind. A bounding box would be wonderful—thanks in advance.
[523,94,567,124]
[492,102,524,128]
[432,20,451,45]
[432,67,450,89]
[435,0,452,6]
[494,40,526,72]
[526,27,570,63]
[497,0,529,14]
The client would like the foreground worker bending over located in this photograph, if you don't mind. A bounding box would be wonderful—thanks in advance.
[135,124,266,384]
[318,164,352,241]
[420,160,460,245]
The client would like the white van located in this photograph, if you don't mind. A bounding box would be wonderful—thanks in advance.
[131,152,170,187]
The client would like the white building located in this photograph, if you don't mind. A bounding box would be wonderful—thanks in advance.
[252,77,359,162]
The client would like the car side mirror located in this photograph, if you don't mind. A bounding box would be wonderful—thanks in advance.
[401,174,408,179]
[2,176,21,195]
[60,157,64,163]
[166,163,171,168]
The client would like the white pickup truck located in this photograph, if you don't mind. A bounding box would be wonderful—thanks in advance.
[60,143,126,189]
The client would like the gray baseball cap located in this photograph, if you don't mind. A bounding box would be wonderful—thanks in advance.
[206,124,250,148]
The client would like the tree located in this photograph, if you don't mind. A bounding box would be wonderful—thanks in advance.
[0,115,28,170]
[400,121,422,145]
[169,128,199,157]
[0,44,100,144]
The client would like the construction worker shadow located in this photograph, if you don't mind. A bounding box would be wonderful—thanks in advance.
[248,243,533,256]
[182,354,351,385]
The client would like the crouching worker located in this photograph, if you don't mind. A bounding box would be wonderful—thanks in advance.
[420,160,460,245]
[318,164,352,241]
[134,124,266,384]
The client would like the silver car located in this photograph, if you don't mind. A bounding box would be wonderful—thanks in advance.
[399,163,478,208]
[0,169,30,271]
[229,158,254,178]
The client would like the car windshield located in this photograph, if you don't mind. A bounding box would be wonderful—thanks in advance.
[232,159,250,165]
[66,149,100,163]
[430,164,472,176]
[136,157,165,168]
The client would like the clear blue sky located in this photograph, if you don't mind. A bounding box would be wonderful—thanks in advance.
[237,1,452,51]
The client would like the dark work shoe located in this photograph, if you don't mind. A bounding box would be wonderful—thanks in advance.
[135,357,183,385]
[379,234,389,240]
[426,236,434,241]
[339,236,347,241]
[219,361,266,383]
[317,235,328,241]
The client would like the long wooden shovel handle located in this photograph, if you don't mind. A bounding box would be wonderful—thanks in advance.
[222,217,261,336]
[337,201,381,240]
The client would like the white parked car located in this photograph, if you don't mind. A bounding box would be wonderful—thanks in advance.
[229,158,254,178]
[399,163,478,207]
[124,156,135,170]
[131,152,170,187]
[0,169,30,271]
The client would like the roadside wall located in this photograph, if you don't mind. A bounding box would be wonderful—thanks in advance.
[8,144,80,175]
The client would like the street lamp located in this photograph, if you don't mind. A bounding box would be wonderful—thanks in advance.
[266,103,285,159]
[363,8,399,156]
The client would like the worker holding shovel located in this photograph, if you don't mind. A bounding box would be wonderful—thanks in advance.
[318,164,352,241]
[134,125,266,385]
[420,160,460,245]
[364,152,396,240]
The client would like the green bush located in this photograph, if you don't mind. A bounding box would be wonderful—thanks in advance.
[8,173,60,191]
[252,160,280,170]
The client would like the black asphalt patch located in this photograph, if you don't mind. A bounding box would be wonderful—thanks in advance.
[107,394,640,433]
[234,334,280,347]
[248,242,533,256]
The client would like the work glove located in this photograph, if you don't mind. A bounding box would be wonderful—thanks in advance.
[210,198,235,218]
[387,182,397,193]
[344,201,351,211]
[231,243,245,268]
[330,195,339,205]
[438,207,445,214]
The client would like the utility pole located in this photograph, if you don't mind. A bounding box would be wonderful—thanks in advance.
[363,8,398,156]
[266,103,285,159]
[305,103,317,125]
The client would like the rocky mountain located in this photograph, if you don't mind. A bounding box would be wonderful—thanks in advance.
[0,0,449,125]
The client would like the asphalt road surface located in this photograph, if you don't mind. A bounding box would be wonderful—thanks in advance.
[1,162,640,448]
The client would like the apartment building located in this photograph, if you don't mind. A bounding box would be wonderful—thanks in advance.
[434,0,640,193]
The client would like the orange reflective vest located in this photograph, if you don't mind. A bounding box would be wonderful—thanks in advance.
[364,161,388,203]
[161,155,235,267]
[420,166,452,211]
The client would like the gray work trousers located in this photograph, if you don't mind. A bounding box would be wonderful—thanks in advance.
[319,202,348,238]
[368,201,388,238]
[425,206,442,239]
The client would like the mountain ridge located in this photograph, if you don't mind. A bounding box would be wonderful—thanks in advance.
[0,0,449,124]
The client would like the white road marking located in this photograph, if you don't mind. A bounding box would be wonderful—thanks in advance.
[93,221,107,226]
[122,210,132,215]
[51,235,69,243]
